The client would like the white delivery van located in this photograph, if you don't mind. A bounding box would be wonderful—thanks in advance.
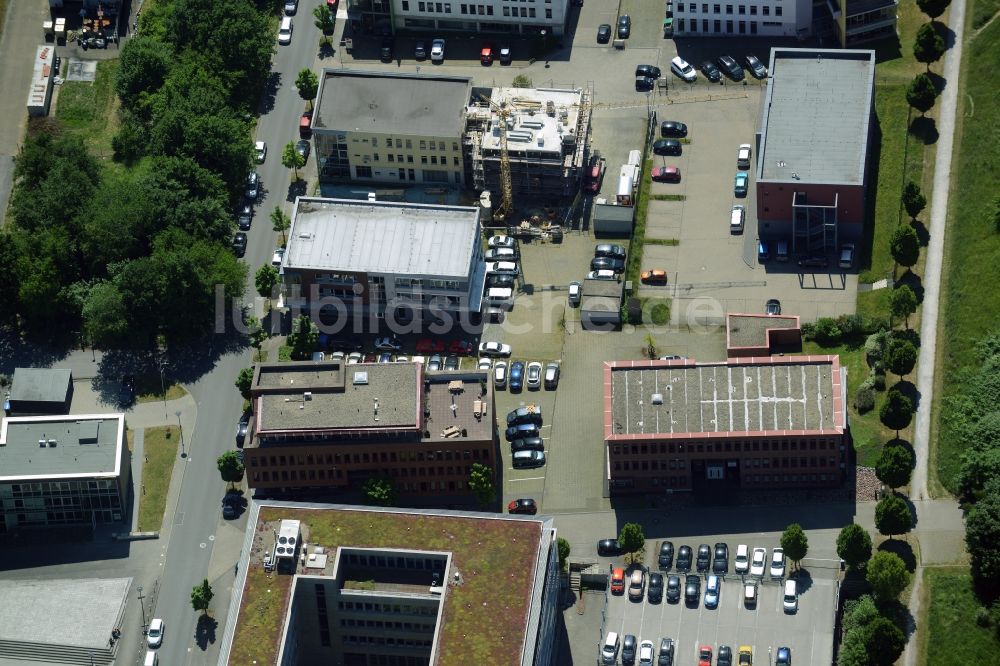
[144,651,158,666]
[487,287,513,306]
[627,149,642,167]
[730,205,745,234]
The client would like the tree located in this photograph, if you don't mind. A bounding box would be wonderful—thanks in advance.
[235,367,254,400]
[780,523,809,570]
[282,141,306,179]
[82,282,130,348]
[256,264,279,302]
[965,484,1000,599]
[362,475,395,506]
[836,524,873,570]
[115,36,173,109]
[916,0,951,20]
[287,314,318,359]
[876,442,914,490]
[866,551,911,603]
[886,338,918,377]
[271,208,291,245]
[313,4,335,36]
[512,74,533,88]
[902,182,927,221]
[191,579,214,614]
[618,522,646,554]
[217,450,245,487]
[889,285,918,329]
[557,537,571,570]
[295,68,319,109]
[874,494,913,539]
[889,224,920,269]
[906,73,938,115]
[913,22,945,70]
[879,388,914,433]
[864,616,906,666]
[467,463,495,506]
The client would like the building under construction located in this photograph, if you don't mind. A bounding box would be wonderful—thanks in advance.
[465,86,592,212]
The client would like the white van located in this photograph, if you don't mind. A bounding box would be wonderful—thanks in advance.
[730,205,745,234]
[601,631,620,665]
[486,261,517,275]
[278,16,293,44]
[144,651,158,666]
[627,149,641,167]
[487,287,513,305]
[783,579,798,613]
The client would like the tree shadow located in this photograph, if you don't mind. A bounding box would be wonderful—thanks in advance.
[908,116,939,145]
[932,20,957,49]
[791,567,815,594]
[911,218,931,246]
[879,598,917,640]
[319,42,336,60]
[896,271,925,304]
[194,614,218,650]
[259,72,281,115]
[926,70,946,93]
[877,537,918,573]
[890,328,921,348]
[286,178,309,203]
[893,380,921,412]
[0,328,72,376]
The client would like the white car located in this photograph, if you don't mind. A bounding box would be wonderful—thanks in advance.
[737,143,752,169]
[277,18,293,44]
[486,261,518,275]
[478,357,492,371]
[568,281,581,306]
[431,38,445,62]
[271,247,285,267]
[670,56,697,82]
[147,618,164,648]
[374,336,402,351]
[770,548,786,578]
[284,0,298,13]
[494,360,508,388]
[750,547,767,576]
[526,361,543,389]
[638,639,655,666]
[734,544,749,574]
[744,580,758,606]
[488,235,515,249]
[485,248,516,261]
[254,141,267,163]
[395,355,409,363]
[479,341,512,357]
[347,351,363,365]
[586,270,617,280]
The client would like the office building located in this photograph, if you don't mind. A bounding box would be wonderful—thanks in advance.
[671,0,811,38]
[5,368,73,416]
[347,0,572,37]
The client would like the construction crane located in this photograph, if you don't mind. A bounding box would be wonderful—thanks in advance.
[480,94,514,225]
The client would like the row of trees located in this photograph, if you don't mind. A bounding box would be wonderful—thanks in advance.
[906,0,952,115]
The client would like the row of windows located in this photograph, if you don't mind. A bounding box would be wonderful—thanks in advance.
[372,138,459,151]
[351,656,429,666]
[354,166,461,183]
[253,469,341,483]
[315,584,331,647]
[611,438,838,456]
[338,600,439,615]
[613,456,838,473]
[343,635,434,649]
[7,480,117,494]
[339,619,436,633]
[746,474,837,483]
[249,448,488,468]
[678,2,782,15]
[394,277,462,290]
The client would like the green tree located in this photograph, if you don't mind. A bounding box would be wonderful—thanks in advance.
[836,524,873,570]
[468,462,495,506]
[916,0,951,20]
[902,182,927,221]
[115,36,173,109]
[217,450,246,487]
[362,475,396,506]
[618,522,646,553]
[780,523,809,570]
[879,388,913,433]
[512,74,533,88]
[886,338,918,377]
[889,285,918,329]
[874,494,913,539]
[557,537,571,570]
[287,314,319,359]
[906,73,938,115]
[965,483,1000,599]
[282,141,306,180]
[271,208,291,245]
[890,224,920,269]
[866,551,911,603]
[256,264,279,302]
[295,68,319,109]
[865,616,906,665]
[82,282,130,348]
[235,367,254,400]
[191,578,214,614]
[876,442,914,490]
[958,447,1000,502]
[913,22,945,70]
[313,4,335,36]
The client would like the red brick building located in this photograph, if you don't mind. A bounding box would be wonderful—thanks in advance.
[603,355,848,494]
[244,361,496,500]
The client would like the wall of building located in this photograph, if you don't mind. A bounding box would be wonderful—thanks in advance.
[391,0,571,36]
[672,0,811,37]
[756,181,865,238]
[531,535,561,666]
[315,129,466,186]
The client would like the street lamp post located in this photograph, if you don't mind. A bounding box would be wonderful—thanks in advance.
[158,362,167,419]
[137,585,147,635]
[176,410,185,459]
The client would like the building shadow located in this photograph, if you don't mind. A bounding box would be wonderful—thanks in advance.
[194,614,218,650]
[859,110,884,274]
[908,115,939,145]
[553,609,575,665]
[877,536,917,573]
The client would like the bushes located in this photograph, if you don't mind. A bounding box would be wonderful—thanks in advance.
[855,387,876,413]
[804,314,888,346]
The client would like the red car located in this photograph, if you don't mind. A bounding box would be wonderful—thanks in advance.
[641,269,668,285]
[449,339,474,354]
[651,166,681,182]
[416,338,445,354]
[507,499,537,514]
[583,155,605,193]
[698,645,713,666]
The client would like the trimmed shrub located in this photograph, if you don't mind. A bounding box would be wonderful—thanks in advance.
[814,318,843,346]
[855,387,876,413]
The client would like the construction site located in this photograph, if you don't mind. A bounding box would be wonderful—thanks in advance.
[464,85,593,231]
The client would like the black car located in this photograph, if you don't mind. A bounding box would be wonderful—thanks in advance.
[237,202,253,230]
[119,374,136,405]
[648,573,664,603]
[653,139,682,156]
[635,76,655,92]
[713,543,729,574]
[598,538,621,556]
[766,298,782,315]
[488,274,515,288]
[716,55,745,81]
[658,637,675,666]
[660,121,688,138]
[232,232,248,257]
[505,422,540,441]
[665,575,681,603]
[622,634,637,665]
[510,436,545,453]
[595,243,626,259]
[597,23,612,43]
[676,545,692,572]
[295,139,311,161]
[380,36,394,61]
[636,64,662,79]
[245,171,260,200]
[444,354,460,370]
[658,541,675,569]
[222,493,240,520]
[696,544,711,572]
[591,257,625,272]
[507,498,537,514]
[798,254,828,268]
[684,575,701,605]
[617,14,631,38]
[717,645,733,666]
[745,53,768,79]
[507,406,543,427]
[236,412,250,447]
[700,60,722,82]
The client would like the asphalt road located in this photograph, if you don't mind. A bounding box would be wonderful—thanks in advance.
[149,9,324,665]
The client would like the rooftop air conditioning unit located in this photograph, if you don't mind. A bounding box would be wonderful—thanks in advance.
[353,372,369,385]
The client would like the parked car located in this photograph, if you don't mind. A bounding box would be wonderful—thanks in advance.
[415,40,427,59]
[658,637,675,666]
[499,46,512,64]
[416,338,446,353]
[713,543,729,573]
[744,580,758,606]
[670,56,697,82]
[766,299,782,315]
[277,17,293,44]
[488,273,515,288]
[734,171,749,196]
[718,645,734,666]
[684,575,701,605]
[653,139,682,156]
[737,143,752,169]
[526,361,543,389]
[271,247,284,267]
[770,548,786,577]
[798,254,828,268]
[598,538,622,556]
[430,38,445,61]
[479,341,512,357]
[147,619,165,648]
[480,46,494,65]
[347,351,363,365]
[647,573,664,603]
[597,23,612,43]
[603,631,621,665]
[584,154,605,192]
[299,111,313,138]
[676,545,692,571]
[488,235,515,249]
[839,243,856,268]
[628,569,645,601]
[635,75,655,92]
[493,360,507,387]
[377,352,393,364]
[450,339,475,354]
[775,647,791,666]
[734,544,749,573]
[651,166,681,182]
[783,579,798,612]
[222,492,240,519]
[587,270,618,280]
[717,54,745,80]
[744,53,768,78]
[544,362,560,389]
[739,646,754,666]
[284,0,298,13]
[509,361,525,391]
[622,634,637,665]
[507,498,537,514]
[639,639,655,666]
[730,204,745,234]
[660,120,688,138]
[507,405,542,426]
[512,449,545,468]
[295,139,310,161]
[254,140,267,163]
[568,281,582,306]
[380,36,394,61]
[704,574,721,608]
[617,14,631,38]
[236,412,250,447]
[444,355,460,370]
[477,357,492,371]
[658,540,675,569]
[505,422,540,441]
[374,336,401,351]
[641,269,668,285]
[595,243,626,259]
[750,547,767,576]
[486,248,516,261]
[591,257,625,272]
[486,261,518,275]
[696,544,711,572]
[237,202,253,230]
[698,646,713,666]
[636,64,661,79]
[701,60,722,82]
[232,232,248,257]
[665,575,681,603]
[245,171,260,200]
[510,436,544,453]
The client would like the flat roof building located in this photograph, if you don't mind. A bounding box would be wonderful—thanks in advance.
[756,48,876,254]
[603,356,848,494]
[313,70,471,186]
[245,361,497,502]
[6,367,73,416]
[281,197,486,328]
[217,501,559,666]
[0,414,130,532]
[726,313,802,357]
[580,278,623,330]
[346,0,573,37]
[671,0,812,39]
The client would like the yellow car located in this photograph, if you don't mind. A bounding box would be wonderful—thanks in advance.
[738,646,753,665]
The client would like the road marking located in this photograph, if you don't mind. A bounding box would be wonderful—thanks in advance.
[510,476,545,481]
[209,535,215,541]
[200,542,207,549]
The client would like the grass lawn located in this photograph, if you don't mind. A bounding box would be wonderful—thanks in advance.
[135,374,187,404]
[933,14,1000,494]
[137,426,179,532]
[923,568,1000,665]
[54,60,121,155]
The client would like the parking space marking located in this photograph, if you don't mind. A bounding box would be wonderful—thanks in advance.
[509,475,544,481]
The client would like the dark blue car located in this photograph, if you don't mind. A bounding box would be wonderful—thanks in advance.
[510,361,525,391]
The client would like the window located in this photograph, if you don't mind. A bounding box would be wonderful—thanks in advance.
[436,2,443,10]
[407,155,414,163]
[421,156,428,164]
[702,2,708,9]
[738,4,745,12]
[445,2,451,10]
[529,7,535,15]
[678,2,685,9]
[395,139,402,148]
[739,19,745,31]
[689,18,696,30]
[356,165,373,178]
[419,140,426,150]
[461,3,467,11]
[762,5,769,14]
[418,1,425,9]
[775,5,781,15]
[405,139,412,148]
[487,4,493,13]
[703,18,709,29]
[750,5,756,13]
[402,0,409,8]
[545,7,551,17]
[726,4,732,12]
[713,3,720,11]
[388,154,394,162]
[373,153,379,161]
[503,6,510,14]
